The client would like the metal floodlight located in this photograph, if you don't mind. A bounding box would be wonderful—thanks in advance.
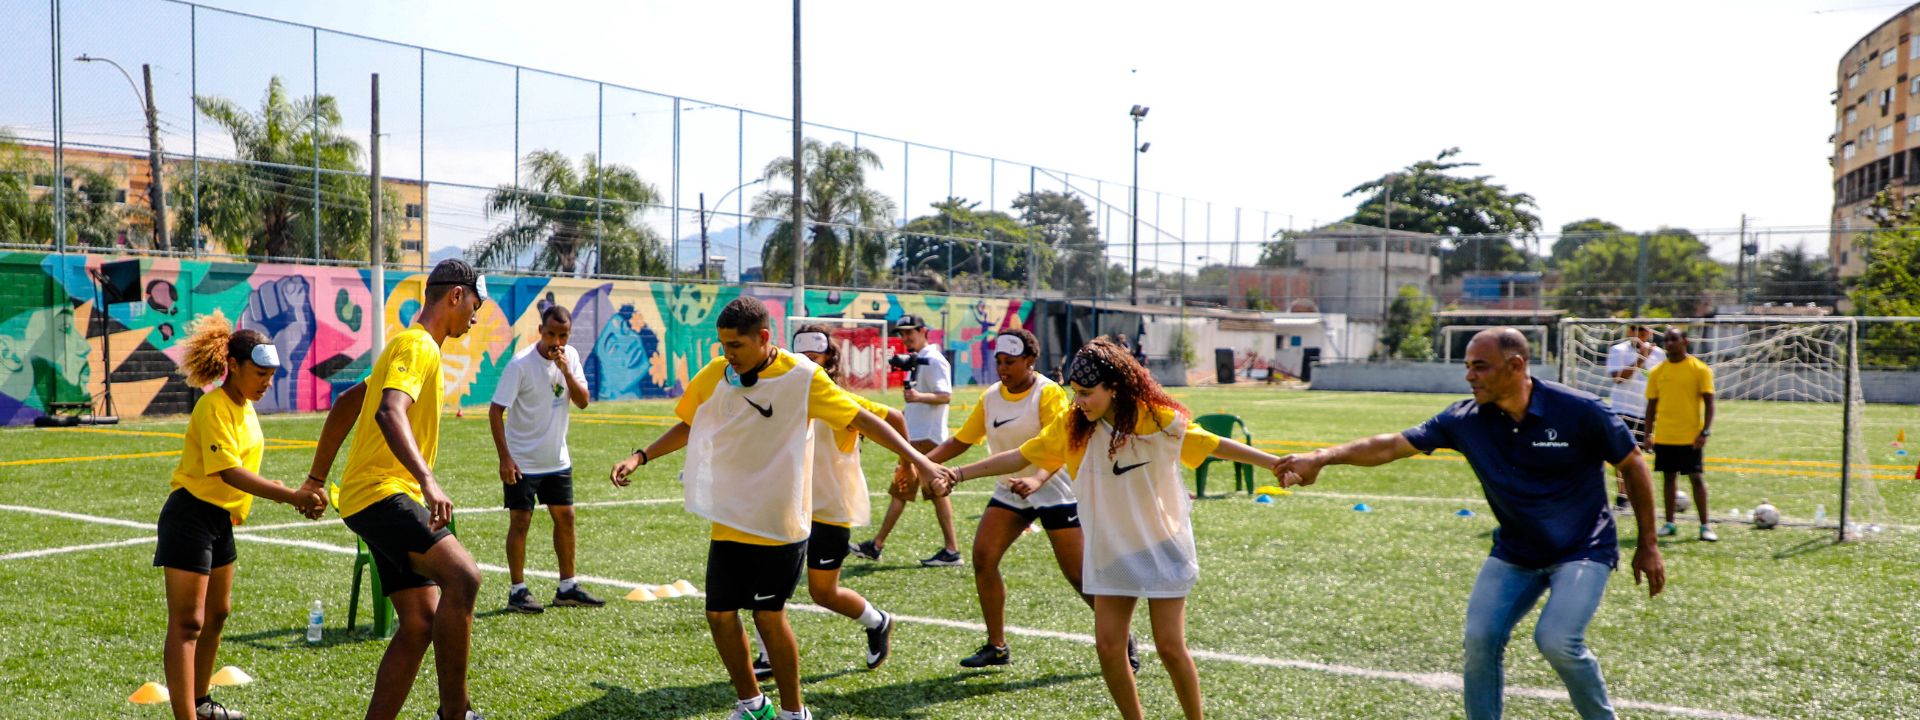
[1138,142,1151,153]
[1129,105,1149,118]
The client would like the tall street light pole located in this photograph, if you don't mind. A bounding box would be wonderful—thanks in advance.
[791,0,806,312]
[76,54,166,250]
[1129,104,1149,305]
[700,177,765,282]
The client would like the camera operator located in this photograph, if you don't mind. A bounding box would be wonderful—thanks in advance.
[850,315,963,567]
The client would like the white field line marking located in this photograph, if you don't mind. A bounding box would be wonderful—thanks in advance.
[0,536,155,561]
[0,503,1776,720]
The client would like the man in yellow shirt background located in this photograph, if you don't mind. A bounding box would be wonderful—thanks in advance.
[1645,327,1718,542]
[307,258,490,720]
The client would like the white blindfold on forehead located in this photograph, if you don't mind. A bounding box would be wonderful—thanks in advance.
[250,343,282,369]
[992,333,1027,358]
[793,331,831,354]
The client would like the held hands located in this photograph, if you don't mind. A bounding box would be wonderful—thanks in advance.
[291,478,329,520]
[1269,452,1323,488]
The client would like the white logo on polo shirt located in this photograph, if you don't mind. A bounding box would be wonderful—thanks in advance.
[1533,427,1570,448]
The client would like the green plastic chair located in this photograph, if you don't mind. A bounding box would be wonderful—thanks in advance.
[1193,414,1254,497]
[348,513,456,639]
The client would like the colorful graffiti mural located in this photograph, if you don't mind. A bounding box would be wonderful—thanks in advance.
[0,252,1034,426]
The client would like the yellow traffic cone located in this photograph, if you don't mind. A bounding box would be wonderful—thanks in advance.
[128,682,169,704]
[672,579,697,594]
[624,585,658,602]
[657,584,682,599]
[209,666,253,687]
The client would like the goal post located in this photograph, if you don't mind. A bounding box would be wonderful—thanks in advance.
[787,316,893,392]
[1557,317,1877,543]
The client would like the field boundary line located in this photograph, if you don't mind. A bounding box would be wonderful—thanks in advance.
[0,536,156,561]
[0,501,1775,720]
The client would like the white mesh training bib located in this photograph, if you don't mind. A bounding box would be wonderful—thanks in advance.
[810,417,872,527]
[980,377,1076,509]
[1074,415,1198,598]
[681,351,819,543]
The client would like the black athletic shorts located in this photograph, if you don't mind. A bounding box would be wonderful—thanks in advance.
[1617,414,1649,448]
[705,538,806,612]
[503,467,574,510]
[807,521,852,571]
[1652,443,1705,475]
[342,493,453,595]
[986,497,1082,531]
[153,488,237,574]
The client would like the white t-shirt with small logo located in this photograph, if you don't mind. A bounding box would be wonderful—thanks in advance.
[491,343,587,474]
[904,344,952,442]
[1605,340,1663,418]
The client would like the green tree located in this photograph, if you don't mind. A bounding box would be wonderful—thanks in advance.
[1341,148,1540,278]
[1848,189,1920,367]
[1014,190,1109,296]
[1552,226,1724,317]
[1754,243,1843,308]
[0,130,127,248]
[1380,284,1436,360]
[0,129,33,243]
[469,151,666,277]
[1258,228,1300,267]
[893,197,1049,293]
[1551,218,1630,268]
[180,76,399,260]
[752,139,896,286]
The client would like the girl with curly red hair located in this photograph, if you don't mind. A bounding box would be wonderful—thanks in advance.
[939,339,1285,720]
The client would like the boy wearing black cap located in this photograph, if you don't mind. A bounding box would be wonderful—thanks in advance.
[306,258,491,720]
[851,313,963,567]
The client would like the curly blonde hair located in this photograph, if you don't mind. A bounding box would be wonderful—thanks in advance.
[179,310,270,387]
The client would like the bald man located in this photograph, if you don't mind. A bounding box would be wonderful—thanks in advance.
[1276,328,1665,720]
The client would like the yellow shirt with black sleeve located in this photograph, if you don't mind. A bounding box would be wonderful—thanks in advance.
[338,326,444,518]
[1018,404,1221,477]
[954,380,1070,447]
[170,389,265,525]
[1644,355,1715,446]
[674,352,861,545]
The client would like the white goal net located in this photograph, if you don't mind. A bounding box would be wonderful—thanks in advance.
[1558,318,1887,541]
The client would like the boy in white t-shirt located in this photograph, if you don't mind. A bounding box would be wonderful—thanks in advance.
[488,305,603,613]
[1605,324,1662,508]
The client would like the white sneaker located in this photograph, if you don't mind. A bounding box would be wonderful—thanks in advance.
[1700,526,1719,542]
[197,700,246,720]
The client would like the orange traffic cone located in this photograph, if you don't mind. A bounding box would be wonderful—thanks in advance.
[128,682,169,704]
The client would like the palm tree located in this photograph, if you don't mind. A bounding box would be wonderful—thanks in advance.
[179,76,398,260]
[469,151,667,277]
[751,139,896,286]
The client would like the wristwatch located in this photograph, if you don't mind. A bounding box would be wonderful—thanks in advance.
[1699,429,1711,437]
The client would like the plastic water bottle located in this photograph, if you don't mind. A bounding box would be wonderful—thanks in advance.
[306,600,324,645]
[1814,505,1827,526]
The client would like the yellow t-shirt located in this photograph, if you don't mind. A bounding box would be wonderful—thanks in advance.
[674,351,861,545]
[954,380,1070,446]
[1019,403,1221,476]
[171,389,264,525]
[1645,354,1715,446]
[338,326,444,517]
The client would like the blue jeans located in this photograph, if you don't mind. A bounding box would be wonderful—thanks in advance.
[1462,556,1614,720]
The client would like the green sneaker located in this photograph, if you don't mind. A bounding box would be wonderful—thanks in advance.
[728,699,778,720]
[1658,522,1677,537]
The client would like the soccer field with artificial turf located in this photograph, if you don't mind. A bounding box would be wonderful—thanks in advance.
[4,387,1918,719]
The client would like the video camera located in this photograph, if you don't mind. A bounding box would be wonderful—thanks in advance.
[887,353,929,372]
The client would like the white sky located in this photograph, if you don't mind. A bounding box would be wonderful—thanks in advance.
[57,0,1920,260]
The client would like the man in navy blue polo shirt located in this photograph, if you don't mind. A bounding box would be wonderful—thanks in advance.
[1276,328,1665,720]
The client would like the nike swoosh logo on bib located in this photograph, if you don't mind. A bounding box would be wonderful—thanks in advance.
[1112,460,1150,475]
[744,398,773,418]
[992,417,1017,428]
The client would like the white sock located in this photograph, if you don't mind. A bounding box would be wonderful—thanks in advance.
[558,577,578,593]
[856,601,887,630]
[736,695,769,712]
[776,709,810,720]
[510,582,527,594]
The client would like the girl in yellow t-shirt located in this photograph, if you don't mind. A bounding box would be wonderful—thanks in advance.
[943,339,1286,720]
[155,311,326,720]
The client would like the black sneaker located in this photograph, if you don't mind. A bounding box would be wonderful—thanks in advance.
[1615,493,1629,510]
[196,700,246,720]
[553,585,606,607]
[919,548,964,567]
[1127,634,1141,674]
[959,643,1010,668]
[753,654,774,681]
[508,587,545,614]
[850,539,883,561]
[865,610,894,670]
